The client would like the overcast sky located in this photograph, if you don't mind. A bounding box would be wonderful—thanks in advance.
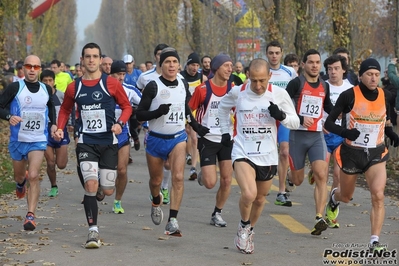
[76,0,102,40]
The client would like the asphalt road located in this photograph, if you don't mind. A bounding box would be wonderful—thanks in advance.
[0,141,398,266]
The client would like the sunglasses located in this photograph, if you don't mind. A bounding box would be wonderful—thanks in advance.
[24,64,41,70]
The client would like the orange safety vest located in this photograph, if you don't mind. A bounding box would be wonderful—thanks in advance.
[345,85,386,148]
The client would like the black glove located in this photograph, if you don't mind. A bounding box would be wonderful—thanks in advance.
[156,103,171,117]
[385,126,399,147]
[195,124,210,137]
[221,133,233,147]
[74,118,81,139]
[341,128,360,141]
[268,102,286,121]
[190,120,210,137]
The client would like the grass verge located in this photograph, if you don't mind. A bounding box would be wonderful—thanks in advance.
[0,120,14,195]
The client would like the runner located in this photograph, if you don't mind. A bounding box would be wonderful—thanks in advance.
[324,58,399,252]
[40,70,69,197]
[136,47,209,236]
[218,58,299,253]
[55,43,132,248]
[189,54,234,227]
[0,55,57,231]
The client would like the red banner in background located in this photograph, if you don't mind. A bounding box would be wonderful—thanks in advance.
[236,39,260,53]
[29,0,61,19]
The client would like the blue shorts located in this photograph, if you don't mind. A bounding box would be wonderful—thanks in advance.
[9,141,47,161]
[146,130,187,160]
[117,128,130,149]
[116,133,130,149]
[324,132,344,153]
[277,123,290,144]
[47,127,70,149]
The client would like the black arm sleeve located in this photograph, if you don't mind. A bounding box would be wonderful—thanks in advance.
[323,82,334,114]
[384,89,392,121]
[183,80,195,121]
[324,89,355,136]
[0,82,19,120]
[45,84,57,125]
[285,78,304,125]
[136,81,159,121]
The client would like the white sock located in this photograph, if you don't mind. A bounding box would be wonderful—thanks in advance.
[331,194,338,205]
[370,235,379,244]
[162,168,171,189]
[89,226,99,233]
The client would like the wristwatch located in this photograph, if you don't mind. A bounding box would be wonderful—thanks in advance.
[6,114,12,121]
[117,121,125,128]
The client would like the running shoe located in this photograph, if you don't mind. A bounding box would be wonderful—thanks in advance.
[325,188,340,224]
[311,217,328,235]
[96,186,105,202]
[285,170,296,192]
[189,167,197,181]
[246,229,255,254]
[274,193,292,207]
[16,171,28,199]
[164,218,182,236]
[161,188,170,205]
[85,230,101,249]
[23,212,36,231]
[307,169,315,185]
[234,223,251,253]
[210,212,227,227]
[151,193,163,225]
[128,156,133,164]
[48,187,59,197]
[112,200,124,214]
[197,170,203,186]
[326,218,340,228]
[369,241,387,253]
[134,139,140,151]
[186,154,192,165]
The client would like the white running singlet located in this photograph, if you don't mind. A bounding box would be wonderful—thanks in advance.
[269,65,297,89]
[148,77,187,134]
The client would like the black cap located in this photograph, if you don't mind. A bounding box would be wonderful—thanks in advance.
[110,60,126,74]
[358,58,381,76]
[186,52,200,65]
[159,47,180,66]
[211,54,232,72]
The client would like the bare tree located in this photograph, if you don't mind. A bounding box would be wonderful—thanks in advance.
[396,0,399,57]
[92,0,125,59]
[126,0,184,64]
[331,0,350,49]
[31,0,77,63]
[0,0,18,89]
[293,0,321,56]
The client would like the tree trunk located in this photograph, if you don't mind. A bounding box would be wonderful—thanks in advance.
[191,0,202,54]
[396,0,399,57]
[331,0,350,49]
[0,3,5,89]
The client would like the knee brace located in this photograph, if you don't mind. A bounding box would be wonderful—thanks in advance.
[80,161,99,182]
[84,191,97,196]
[99,168,116,190]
